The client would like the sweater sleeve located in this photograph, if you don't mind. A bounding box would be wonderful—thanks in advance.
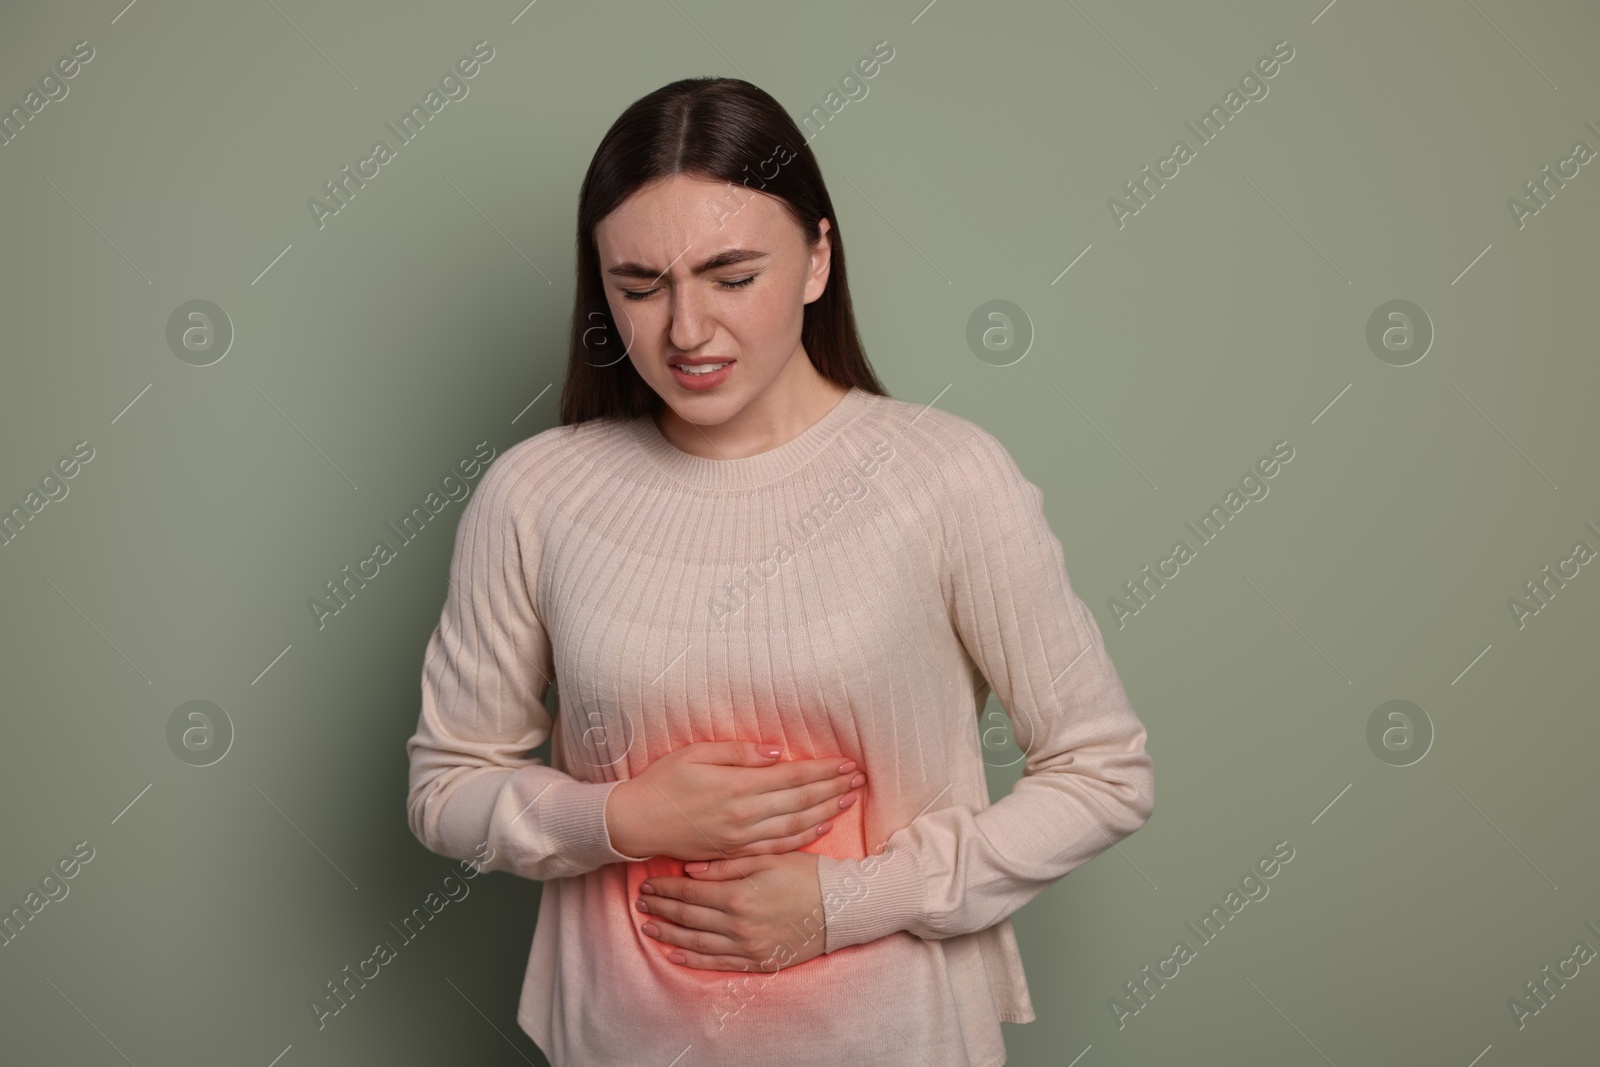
[815,427,1155,952]
[405,444,651,881]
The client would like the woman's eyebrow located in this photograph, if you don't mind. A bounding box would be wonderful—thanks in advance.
[606,247,769,280]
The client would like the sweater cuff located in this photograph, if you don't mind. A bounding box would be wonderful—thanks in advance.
[488,770,652,877]
[815,841,928,953]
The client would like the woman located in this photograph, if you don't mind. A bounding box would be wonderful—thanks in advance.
[406,76,1155,1066]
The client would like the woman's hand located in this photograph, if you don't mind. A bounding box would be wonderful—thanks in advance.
[606,741,866,861]
[636,852,827,970]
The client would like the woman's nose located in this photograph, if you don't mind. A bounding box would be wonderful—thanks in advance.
[667,286,712,352]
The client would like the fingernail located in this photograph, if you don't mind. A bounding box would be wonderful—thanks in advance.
[838,760,857,775]
[641,883,655,894]
[851,773,866,787]
[643,922,659,937]
[838,793,857,809]
[817,821,833,834]
[685,861,708,873]
[636,899,649,912]
[669,952,687,964]
[760,746,781,757]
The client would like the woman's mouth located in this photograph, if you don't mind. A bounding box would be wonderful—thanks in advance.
[668,360,734,390]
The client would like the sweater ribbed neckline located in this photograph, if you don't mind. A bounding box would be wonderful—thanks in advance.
[623,385,874,490]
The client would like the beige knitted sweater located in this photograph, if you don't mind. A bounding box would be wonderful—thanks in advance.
[406,385,1155,1066]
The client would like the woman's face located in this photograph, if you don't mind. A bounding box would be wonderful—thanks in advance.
[593,172,832,425]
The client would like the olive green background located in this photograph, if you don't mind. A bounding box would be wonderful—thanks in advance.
[2,0,1597,1064]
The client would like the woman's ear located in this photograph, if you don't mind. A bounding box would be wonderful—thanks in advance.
[805,218,833,304]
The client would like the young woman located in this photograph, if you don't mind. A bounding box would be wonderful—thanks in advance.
[407,77,1155,1067]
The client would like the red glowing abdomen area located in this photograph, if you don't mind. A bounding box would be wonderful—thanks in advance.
[623,764,867,967]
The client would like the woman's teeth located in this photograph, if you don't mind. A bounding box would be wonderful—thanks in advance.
[675,362,729,375]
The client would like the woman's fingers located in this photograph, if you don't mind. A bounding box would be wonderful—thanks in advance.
[766,782,859,840]
[640,910,739,955]
[752,765,861,822]
[639,881,732,931]
[745,776,864,845]
[684,858,745,879]
[661,945,753,970]
[749,755,858,794]
[729,820,834,858]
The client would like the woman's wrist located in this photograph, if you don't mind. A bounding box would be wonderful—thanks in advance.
[604,779,648,857]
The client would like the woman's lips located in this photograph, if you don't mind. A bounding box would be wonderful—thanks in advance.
[668,360,734,391]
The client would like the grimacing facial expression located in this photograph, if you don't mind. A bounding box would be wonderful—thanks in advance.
[593,172,831,423]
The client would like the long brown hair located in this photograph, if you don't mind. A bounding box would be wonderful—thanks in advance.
[559,76,887,427]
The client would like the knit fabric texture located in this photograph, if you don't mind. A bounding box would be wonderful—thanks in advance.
[406,385,1156,1066]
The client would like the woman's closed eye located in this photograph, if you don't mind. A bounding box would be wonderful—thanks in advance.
[621,275,757,301]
